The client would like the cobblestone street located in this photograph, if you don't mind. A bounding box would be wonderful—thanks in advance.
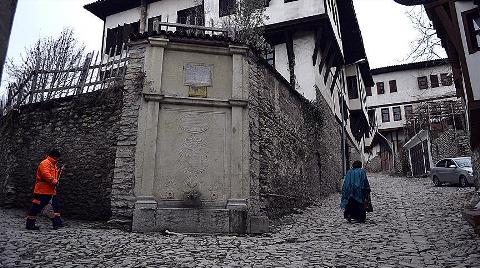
[1,174,479,267]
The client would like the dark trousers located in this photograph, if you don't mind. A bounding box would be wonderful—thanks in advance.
[27,194,62,228]
[344,198,366,223]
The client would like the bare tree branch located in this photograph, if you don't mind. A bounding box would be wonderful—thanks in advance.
[405,6,446,61]
[219,0,270,52]
[4,28,85,101]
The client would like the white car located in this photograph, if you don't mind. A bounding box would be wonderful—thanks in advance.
[431,157,474,187]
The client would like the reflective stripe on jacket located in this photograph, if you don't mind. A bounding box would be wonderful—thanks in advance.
[33,156,59,195]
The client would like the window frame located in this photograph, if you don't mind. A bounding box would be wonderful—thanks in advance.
[219,0,236,17]
[440,73,453,86]
[392,106,402,121]
[377,82,385,95]
[430,74,439,88]
[148,15,162,32]
[436,160,447,168]
[347,76,359,99]
[462,7,480,54]
[418,76,428,90]
[404,105,413,120]
[265,49,275,67]
[389,80,397,93]
[381,108,390,123]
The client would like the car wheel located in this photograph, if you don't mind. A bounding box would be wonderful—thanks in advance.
[459,175,468,188]
[433,176,441,187]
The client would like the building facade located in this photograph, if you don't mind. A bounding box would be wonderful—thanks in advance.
[84,0,373,171]
[394,0,480,183]
[365,59,461,173]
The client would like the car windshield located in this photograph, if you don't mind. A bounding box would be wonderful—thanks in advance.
[455,158,472,168]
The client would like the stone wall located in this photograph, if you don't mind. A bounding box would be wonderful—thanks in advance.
[0,89,123,220]
[366,154,383,173]
[430,129,471,164]
[247,53,342,219]
[108,43,145,228]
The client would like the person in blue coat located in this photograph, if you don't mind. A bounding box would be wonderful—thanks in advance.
[340,160,371,223]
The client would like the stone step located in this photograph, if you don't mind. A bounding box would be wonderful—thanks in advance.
[462,208,480,234]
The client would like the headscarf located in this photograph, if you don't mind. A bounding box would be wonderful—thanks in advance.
[340,168,370,209]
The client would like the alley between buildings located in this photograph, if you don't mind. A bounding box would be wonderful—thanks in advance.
[1,174,479,267]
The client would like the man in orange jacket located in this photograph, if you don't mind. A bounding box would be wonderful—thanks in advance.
[26,149,64,230]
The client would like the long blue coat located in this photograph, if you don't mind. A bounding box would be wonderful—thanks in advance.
[340,168,370,209]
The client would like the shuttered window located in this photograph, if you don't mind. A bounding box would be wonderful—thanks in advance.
[417,76,428,89]
[105,21,139,56]
[219,0,236,17]
[377,82,385,94]
[148,15,162,32]
[389,80,397,93]
[381,108,390,122]
[393,106,402,121]
[441,73,453,86]
[430,74,439,88]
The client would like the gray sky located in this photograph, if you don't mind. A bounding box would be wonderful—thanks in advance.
[0,0,445,92]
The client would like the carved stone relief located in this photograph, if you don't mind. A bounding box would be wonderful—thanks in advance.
[155,107,229,203]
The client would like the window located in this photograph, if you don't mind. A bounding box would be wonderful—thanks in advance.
[347,76,359,99]
[404,105,413,119]
[462,8,480,54]
[219,0,236,17]
[417,76,428,89]
[381,108,390,122]
[446,159,456,168]
[430,74,439,88]
[393,106,402,121]
[366,86,372,96]
[436,160,447,168]
[177,5,205,26]
[441,73,453,86]
[105,21,139,55]
[265,49,275,67]
[389,80,397,93]
[148,15,162,32]
[377,82,385,94]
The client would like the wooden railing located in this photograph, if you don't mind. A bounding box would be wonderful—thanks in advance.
[1,44,129,118]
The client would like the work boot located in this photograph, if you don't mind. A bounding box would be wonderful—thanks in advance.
[52,216,63,230]
[26,218,40,230]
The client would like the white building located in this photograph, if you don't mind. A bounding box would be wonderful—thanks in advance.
[365,59,459,171]
[84,0,374,170]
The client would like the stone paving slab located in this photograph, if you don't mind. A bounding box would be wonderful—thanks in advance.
[1,174,479,267]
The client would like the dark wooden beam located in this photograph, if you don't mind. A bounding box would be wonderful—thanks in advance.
[329,67,341,95]
[319,37,332,75]
[324,51,337,84]
[286,31,295,87]
[312,25,323,66]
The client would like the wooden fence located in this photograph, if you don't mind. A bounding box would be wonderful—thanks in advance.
[1,44,129,118]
